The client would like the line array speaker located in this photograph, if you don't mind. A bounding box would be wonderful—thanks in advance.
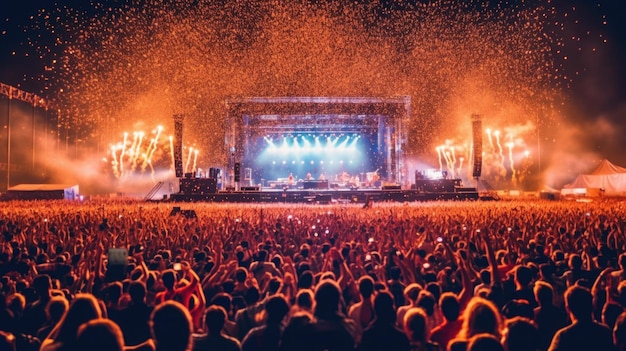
[472,115,482,178]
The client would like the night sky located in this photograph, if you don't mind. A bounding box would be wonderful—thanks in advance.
[1,0,626,187]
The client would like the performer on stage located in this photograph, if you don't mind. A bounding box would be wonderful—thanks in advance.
[305,172,312,180]
[341,171,350,184]
[369,169,380,187]
[288,172,294,185]
[318,173,326,180]
[349,175,360,187]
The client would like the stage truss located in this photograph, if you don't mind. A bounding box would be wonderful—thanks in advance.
[224,97,410,188]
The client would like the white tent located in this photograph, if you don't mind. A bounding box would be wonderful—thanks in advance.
[6,184,79,200]
[563,159,626,196]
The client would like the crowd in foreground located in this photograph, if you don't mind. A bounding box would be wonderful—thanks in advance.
[2,198,626,351]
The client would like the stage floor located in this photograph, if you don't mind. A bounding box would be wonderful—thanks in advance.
[168,187,479,203]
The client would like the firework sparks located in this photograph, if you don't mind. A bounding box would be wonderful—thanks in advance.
[184,147,194,174]
[169,135,175,172]
[192,149,199,173]
[119,132,128,176]
[434,121,534,187]
[146,125,163,167]
[486,129,494,151]
[14,0,608,189]
[506,141,516,184]
[436,146,443,172]
[494,130,505,170]
[104,125,184,179]
[110,145,120,178]
[132,132,145,172]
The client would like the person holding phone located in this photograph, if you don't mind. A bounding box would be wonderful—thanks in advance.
[155,261,205,331]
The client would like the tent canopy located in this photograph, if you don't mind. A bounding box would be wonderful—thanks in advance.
[588,159,626,175]
[564,159,626,196]
[5,184,79,200]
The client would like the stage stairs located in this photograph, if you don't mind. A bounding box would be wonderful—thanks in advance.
[476,179,500,201]
[144,181,165,201]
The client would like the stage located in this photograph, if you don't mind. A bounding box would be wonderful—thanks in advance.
[168,179,479,203]
[167,97,481,203]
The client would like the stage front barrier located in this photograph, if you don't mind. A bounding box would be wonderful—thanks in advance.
[303,180,329,189]
[179,178,217,195]
[169,175,479,203]
[414,179,462,193]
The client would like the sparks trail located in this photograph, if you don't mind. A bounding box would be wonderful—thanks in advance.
[433,122,534,185]
[104,125,200,179]
[20,0,608,184]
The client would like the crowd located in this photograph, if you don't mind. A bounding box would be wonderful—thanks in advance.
[1,198,626,351]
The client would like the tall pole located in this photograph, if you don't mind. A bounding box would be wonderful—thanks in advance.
[537,108,542,175]
[173,114,184,178]
[65,120,69,155]
[44,108,48,154]
[32,102,36,169]
[6,95,11,190]
[57,109,61,153]
[471,114,483,192]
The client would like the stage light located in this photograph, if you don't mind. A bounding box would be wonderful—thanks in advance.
[265,136,278,153]
[336,136,350,150]
[302,137,312,152]
[293,138,300,152]
[282,160,286,164]
[314,137,323,153]
[281,138,289,153]
[326,136,339,151]
[310,160,314,164]
[348,136,359,151]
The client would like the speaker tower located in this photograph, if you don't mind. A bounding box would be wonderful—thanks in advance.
[471,114,483,178]
[173,114,184,178]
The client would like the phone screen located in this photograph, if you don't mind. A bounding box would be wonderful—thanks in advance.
[108,248,128,266]
[106,248,128,282]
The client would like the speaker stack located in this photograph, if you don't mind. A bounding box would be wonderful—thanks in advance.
[173,114,184,178]
[471,114,483,178]
[234,162,241,182]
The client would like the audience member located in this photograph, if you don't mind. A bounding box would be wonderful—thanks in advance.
[192,305,241,351]
[548,285,614,351]
[358,290,410,351]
